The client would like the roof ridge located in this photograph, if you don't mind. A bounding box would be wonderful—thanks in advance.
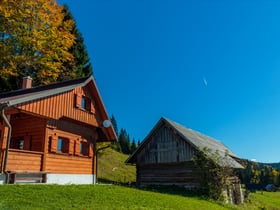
[0,76,92,98]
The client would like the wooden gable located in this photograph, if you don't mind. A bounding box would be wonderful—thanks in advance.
[15,84,101,128]
[136,122,195,165]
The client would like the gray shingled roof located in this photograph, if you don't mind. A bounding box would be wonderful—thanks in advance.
[127,117,244,169]
[0,76,91,107]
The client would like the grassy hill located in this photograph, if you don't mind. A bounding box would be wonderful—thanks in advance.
[0,184,280,209]
[0,149,280,209]
[97,148,136,184]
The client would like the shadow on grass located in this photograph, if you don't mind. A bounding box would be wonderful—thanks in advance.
[97,178,209,200]
[141,185,208,199]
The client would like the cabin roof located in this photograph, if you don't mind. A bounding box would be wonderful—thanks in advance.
[126,117,243,169]
[0,76,117,141]
[0,76,91,106]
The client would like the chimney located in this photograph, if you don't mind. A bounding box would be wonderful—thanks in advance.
[22,76,32,89]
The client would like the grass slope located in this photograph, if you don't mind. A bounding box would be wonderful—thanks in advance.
[0,185,230,210]
[1,149,279,209]
[97,148,136,184]
[1,184,280,210]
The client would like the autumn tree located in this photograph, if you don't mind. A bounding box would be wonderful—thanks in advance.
[59,5,92,81]
[0,0,75,91]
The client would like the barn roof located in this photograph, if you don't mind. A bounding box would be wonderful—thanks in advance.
[0,76,117,141]
[126,117,243,169]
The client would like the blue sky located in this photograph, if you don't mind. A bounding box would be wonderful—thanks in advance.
[59,0,280,163]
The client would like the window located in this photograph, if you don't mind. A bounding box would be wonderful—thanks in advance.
[57,137,69,153]
[80,142,89,156]
[81,96,87,110]
[10,137,24,150]
[75,93,95,113]
[57,138,63,151]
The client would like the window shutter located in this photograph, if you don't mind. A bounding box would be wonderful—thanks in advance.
[86,98,91,111]
[89,143,94,157]
[83,142,89,156]
[62,139,69,153]
[90,100,95,114]
[51,136,58,153]
[75,140,80,155]
[69,139,74,155]
[75,93,82,108]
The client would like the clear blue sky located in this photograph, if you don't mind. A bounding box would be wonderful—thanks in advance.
[59,0,280,163]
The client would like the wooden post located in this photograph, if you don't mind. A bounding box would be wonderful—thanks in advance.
[41,126,49,172]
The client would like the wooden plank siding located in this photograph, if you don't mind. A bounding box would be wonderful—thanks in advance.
[134,125,200,187]
[6,150,43,171]
[45,154,93,174]
[10,113,46,152]
[16,85,101,128]
[137,125,195,164]
[136,162,202,187]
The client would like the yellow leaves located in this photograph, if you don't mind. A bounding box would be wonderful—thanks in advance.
[0,0,75,86]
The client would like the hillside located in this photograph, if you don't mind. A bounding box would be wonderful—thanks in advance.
[266,162,280,171]
[1,184,280,209]
[97,148,136,184]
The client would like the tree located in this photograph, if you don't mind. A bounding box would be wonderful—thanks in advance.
[110,115,119,137]
[59,5,92,81]
[192,148,234,201]
[118,128,131,155]
[0,0,75,91]
[130,138,137,154]
[110,115,121,152]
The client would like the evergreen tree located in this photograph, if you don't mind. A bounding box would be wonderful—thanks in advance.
[110,115,121,152]
[119,128,131,155]
[110,115,119,137]
[137,139,141,147]
[60,5,92,81]
[130,138,137,154]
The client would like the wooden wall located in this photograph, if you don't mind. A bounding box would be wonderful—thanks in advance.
[45,124,96,174]
[16,85,101,128]
[136,162,201,188]
[137,125,195,164]
[10,113,46,152]
[6,150,43,171]
[46,154,93,174]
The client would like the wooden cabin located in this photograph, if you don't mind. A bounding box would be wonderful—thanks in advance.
[0,76,117,184]
[126,117,244,203]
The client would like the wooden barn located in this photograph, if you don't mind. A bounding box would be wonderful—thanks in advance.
[0,76,117,184]
[126,117,244,203]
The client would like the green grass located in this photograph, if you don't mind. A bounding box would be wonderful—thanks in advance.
[0,184,231,210]
[238,191,280,210]
[1,149,279,209]
[0,184,280,209]
[98,148,136,184]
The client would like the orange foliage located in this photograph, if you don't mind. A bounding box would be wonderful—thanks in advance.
[0,0,75,85]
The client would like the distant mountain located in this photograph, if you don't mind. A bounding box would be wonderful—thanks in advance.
[262,162,280,171]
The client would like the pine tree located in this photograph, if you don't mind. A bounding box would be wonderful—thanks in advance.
[0,0,75,91]
[119,129,131,155]
[130,138,137,154]
[110,115,121,152]
[60,5,92,81]
[110,115,119,137]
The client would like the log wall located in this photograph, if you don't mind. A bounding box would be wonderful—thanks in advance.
[10,113,46,152]
[137,162,201,188]
[6,150,43,171]
[45,154,93,174]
